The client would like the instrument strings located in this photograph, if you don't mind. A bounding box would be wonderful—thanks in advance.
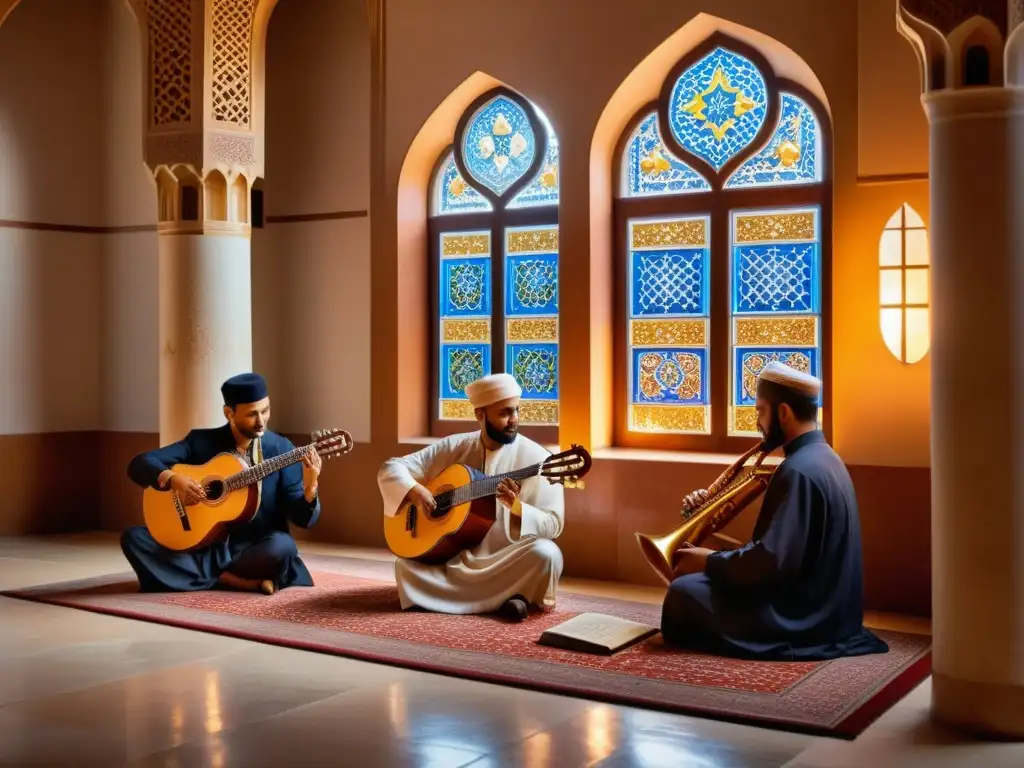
[226,445,310,491]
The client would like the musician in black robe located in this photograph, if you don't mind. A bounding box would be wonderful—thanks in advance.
[661,362,888,661]
[120,373,322,595]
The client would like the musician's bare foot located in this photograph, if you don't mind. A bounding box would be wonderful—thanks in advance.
[499,597,529,622]
[218,572,269,593]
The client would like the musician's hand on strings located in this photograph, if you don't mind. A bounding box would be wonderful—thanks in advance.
[168,473,206,506]
[681,488,710,513]
[404,484,437,514]
[496,479,521,509]
[671,542,714,578]
[301,447,322,501]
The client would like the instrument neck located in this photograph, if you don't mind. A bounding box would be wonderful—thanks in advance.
[225,445,309,490]
[447,463,542,506]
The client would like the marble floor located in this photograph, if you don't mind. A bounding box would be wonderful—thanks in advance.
[0,534,1021,767]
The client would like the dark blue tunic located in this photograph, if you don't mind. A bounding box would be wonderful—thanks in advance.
[662,431,888,661]
[121,424,320,592]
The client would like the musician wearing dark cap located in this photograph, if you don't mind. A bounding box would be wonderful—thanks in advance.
[660,362,889,661]
[120,373,322,595]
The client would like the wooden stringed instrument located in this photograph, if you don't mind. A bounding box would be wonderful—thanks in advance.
[383,444,593,564]
[143,428,353,552]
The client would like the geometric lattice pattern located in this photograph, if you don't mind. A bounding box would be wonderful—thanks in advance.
[436,152,492,215]
[509,344,559,399]
[733,244,817,314]
[507,255,558,315]
[441,344,491,400]
[668,47,769,172]
[211,0,256,126]
[148,0,193,125]
[461,95,537,197]
[625,113,710,197]
[730,208,822,435]
[442,259,491,316]
[632,249,708,316]
[726,93,821,188]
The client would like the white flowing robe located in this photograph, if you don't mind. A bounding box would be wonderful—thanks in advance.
[377,432,565,614]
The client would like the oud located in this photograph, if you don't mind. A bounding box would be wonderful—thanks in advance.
[384,444,592,564]
[143,428,353,552]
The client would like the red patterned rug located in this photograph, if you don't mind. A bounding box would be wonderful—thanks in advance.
[2,554,930,738]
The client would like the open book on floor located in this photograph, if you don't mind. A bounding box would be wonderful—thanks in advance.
[538,612,660,655]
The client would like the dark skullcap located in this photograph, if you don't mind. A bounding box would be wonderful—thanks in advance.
[221,373,269,407]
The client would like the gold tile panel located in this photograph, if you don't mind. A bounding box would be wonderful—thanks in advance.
[442,233,490,257]
[734,317,817,346]
[520,401,559,425]
[734,211,816,243]
[443,319,490,343]
[507,318,558,342]
[440,399,476,420]
[731,405,824,435]
[731,406,759,435]
[507,228,558,254]
[630,319,706,347]
[630,405,708,434]
[631,219,707,249]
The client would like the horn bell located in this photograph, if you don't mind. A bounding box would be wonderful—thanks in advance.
[635,460,774,586]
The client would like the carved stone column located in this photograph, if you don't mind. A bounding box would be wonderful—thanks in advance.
[898,1,1024,739]
[139,0,277,443]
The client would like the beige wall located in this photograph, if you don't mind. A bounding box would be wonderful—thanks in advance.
[258,0,372,442]
[858,0,929,178]
[0,0,106,435]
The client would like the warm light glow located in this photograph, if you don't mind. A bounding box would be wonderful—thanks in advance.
[585,705,619,763]
[204,670,224,734]
[524,730,552,764]
[879,204,930,364]
[387,681,408,737]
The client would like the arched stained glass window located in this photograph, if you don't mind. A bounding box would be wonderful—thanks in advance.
[880,204,930,364]
[615,34,830,451]
[429,88,560,437]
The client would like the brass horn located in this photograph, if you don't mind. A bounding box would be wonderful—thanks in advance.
[635,441,775,585]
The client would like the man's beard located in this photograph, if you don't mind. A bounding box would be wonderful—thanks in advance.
[759,406,786,452]
[485,416,517,445]
[238,423,265,440]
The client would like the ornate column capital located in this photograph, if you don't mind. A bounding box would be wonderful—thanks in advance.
[897,0,1010,92]
[135,0,279,234]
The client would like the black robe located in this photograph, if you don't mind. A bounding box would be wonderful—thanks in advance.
[661,430,888,661]
[121,424,320,592]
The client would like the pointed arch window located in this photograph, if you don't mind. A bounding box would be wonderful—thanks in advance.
[429,89,560,439]
[614,35,831,451]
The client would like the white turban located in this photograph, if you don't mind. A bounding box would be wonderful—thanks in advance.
[757,361,821,398]
[465,373,523,409]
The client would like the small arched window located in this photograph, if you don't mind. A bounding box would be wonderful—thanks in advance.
[428,88,560,439]
[879,204,930,364]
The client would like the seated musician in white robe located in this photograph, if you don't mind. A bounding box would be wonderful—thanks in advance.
[377,373,564,622]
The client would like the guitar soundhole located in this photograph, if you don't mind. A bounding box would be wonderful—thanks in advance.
[203,479,226,502]
[430,486,455,521]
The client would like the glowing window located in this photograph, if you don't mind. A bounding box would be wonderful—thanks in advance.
[616,36,830,448]
[429,90,560,432]
[880,204,930,364]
